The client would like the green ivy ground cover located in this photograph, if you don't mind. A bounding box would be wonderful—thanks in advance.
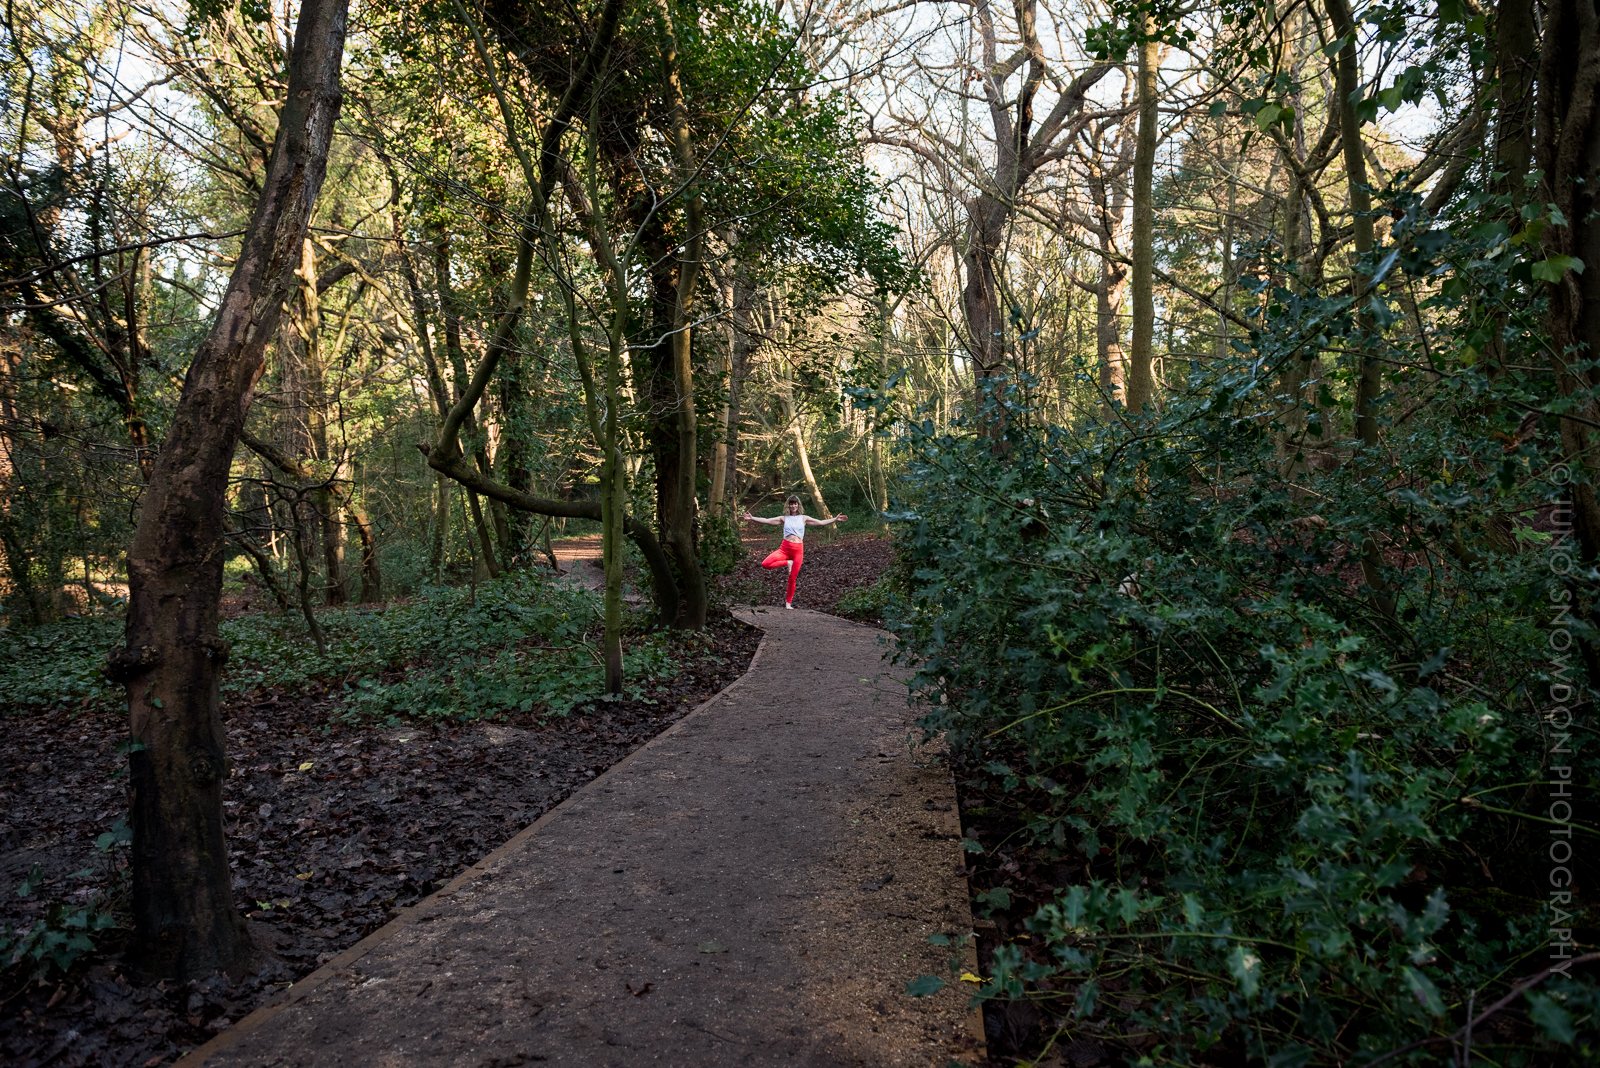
[0,571,671,722]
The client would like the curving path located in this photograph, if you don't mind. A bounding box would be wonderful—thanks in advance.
[183,606,984,1067]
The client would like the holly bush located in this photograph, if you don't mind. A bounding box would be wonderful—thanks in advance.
[890,212,1599,1063]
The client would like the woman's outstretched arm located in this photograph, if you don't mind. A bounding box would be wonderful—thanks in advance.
[743,512,782,525]
[803,513,848,526]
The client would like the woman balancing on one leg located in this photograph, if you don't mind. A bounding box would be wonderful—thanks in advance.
[743,495,847,609]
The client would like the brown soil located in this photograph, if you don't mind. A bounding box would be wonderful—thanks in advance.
[717,530,896,622]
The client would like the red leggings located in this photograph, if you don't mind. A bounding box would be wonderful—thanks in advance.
[761,539,804,603]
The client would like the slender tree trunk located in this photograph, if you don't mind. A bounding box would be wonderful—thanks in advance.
[380,176,453,586]
[870,296,890,512]
[722,264,756,510]
[467,490,496,580]
[430,473,449,581]
[297,240,348,604]
[709,363,733,511]
[1327,0,1395,619]
[1082,103,1135,412]
[433,231,501,576]
[1278,38,1322,481]
[1480,0,1540,378]
[1280,159,1314,480]
[0,351,45,623]
[1216,163,1237,362]
[1273,11,1312,476]
[499,339,535,566]
[1327,0,1381,449]
[1126,18,1160,413]
[109,0,348,980]
[781,384,830,517]
[600,308,628,692]
[316,479,348,600]
[708,251,737,513]
[350,466,381,604]
[465,489,497,577]
[291,495,328,651]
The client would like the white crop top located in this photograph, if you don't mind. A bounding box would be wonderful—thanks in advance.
[782,514,806,540]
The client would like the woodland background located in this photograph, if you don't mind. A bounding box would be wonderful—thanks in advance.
[3,0,1599,1062]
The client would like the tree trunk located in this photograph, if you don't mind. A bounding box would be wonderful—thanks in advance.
[1215,163,1237,363]
[1126,18,1160,413]
[1278,58,1323,480]
[351,492,382,603]
[780,380,829,517]
[721,264,757,510]
[1495,0,1538,191]
[109,0,347,980]
[467,490,496,580]
[962,201,1009,433]
[316,485,348,602]
[296,240,349,604]
[498,338,536,566]
[1279,158,1315,480]
[870,296,890,513]
[1096,265,1129,405]
[381,175,453,586]
[433,231,502,577]
[600,315,628,692]
[430,473,449,581]
[1327,0,1380,449]
[1327,0,1395,619]
[291,494,328,651]
[1538,0,1600,685]
[0,350,48,624]
[708,250,743,513]
[652,0,708,629]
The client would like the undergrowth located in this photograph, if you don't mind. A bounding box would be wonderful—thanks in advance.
[0,570,663,721]
[890,203,1600,1065]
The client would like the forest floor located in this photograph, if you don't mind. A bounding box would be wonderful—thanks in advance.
[717,528,895,619]
[0,532,898,1067]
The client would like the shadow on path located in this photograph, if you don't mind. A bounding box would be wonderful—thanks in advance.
[184,607,984,1067]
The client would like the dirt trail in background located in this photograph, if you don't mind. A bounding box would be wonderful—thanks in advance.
[183,606,983,1067]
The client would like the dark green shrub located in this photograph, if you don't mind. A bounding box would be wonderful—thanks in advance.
[2,823,129,990]
[699,508,746,578]
[834,569,902,622]
[891,212,1600,1062]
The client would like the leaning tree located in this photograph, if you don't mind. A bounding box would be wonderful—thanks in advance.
[109,0,349,979]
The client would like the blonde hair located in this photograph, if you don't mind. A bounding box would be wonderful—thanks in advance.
[785,494,802,508]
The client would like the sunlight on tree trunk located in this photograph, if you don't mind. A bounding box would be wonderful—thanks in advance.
[1126,17,1161,414]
